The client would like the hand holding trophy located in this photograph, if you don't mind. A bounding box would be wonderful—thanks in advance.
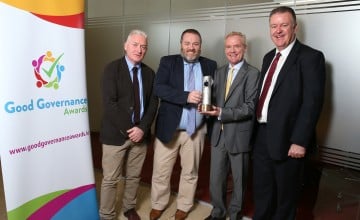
[201,75,213,112]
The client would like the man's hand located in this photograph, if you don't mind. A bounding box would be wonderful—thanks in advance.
[288,144,306,158]
[199,105,220,117]
[187,91,202,104]
[127,126,144,143]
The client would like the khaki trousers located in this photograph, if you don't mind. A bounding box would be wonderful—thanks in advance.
[151,126,206,212]
[99,141,147,220]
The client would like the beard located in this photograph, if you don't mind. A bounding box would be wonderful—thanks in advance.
[181,48,200,63]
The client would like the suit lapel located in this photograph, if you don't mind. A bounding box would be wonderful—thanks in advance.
[217,66,227,106]
[199,57,211,76]
[120,57,133,87]
[224,61,248,102]
[175,56,185,90]
[259,49,276,92]
[272,40,301,94]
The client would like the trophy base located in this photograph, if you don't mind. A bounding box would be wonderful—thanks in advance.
[201,104,212,112]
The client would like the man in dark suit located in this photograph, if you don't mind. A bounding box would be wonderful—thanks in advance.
[252,6,326,220]
[99,30,158,220]
[200,31,260,220]
[150,29,217,220]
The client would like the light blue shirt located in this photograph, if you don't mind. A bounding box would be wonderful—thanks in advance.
[178,61,203,130]
[125,56,144,123]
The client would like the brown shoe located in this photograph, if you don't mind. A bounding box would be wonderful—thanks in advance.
[175,209,188,220]
[124,208,140,220]
[149,208,163,220]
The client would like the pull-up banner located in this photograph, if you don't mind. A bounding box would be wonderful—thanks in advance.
[0,1,99,219]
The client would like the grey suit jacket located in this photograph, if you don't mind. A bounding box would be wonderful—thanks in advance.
[210,60,260,153]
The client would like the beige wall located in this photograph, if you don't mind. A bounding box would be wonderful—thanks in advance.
[85,0,360,158]
[85,0,271,132]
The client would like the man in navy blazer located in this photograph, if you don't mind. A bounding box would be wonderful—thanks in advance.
[150,29,217,220]
[252,6,326,220]
[154,55,216,143]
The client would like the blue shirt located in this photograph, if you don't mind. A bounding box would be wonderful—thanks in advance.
[178,61,203,130]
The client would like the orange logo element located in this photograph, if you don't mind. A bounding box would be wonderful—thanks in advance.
[0,0,84,28]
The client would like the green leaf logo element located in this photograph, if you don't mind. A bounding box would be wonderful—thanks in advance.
[42,53,64,78]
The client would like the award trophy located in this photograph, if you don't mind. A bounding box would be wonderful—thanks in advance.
[201,75,213,111]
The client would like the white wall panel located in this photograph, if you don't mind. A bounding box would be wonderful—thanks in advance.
[85,0,360,159]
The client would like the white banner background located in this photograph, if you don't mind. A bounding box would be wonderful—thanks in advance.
[0,1,98,219]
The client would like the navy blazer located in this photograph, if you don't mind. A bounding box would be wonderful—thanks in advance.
[154,55,217,143]
[100,57,159,146]
[258,40,326,160]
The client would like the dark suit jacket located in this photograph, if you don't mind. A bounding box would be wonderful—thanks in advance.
[211,60,260,153]
[100,57,159,145]
[154,54,217,144]
[258,40,326,160]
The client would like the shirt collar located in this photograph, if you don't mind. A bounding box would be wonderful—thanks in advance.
[228,59,244,71]
[276,38,296,58]
[125,56,140,71]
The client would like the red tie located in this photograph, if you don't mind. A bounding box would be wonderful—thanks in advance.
[132,66,140,124]
[256,52,281,119]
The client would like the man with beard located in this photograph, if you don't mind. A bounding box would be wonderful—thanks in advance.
[149,29,217,220]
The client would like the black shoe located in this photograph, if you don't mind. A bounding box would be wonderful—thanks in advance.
[204,215,226,220]
[124,208,140,220]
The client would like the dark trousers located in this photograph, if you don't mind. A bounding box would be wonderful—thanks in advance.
[252,124,304,220]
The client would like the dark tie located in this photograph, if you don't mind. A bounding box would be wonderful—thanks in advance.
[256,52,281,119]
[132,66,140,124]
[187,63,196,136]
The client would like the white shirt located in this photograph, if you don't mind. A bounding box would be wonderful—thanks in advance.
[257,39,296,123]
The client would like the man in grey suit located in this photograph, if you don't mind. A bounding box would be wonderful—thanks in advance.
[200,31,260,220]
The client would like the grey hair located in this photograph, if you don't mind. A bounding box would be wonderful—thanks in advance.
[225,31,247,48]
[126,29,148,42]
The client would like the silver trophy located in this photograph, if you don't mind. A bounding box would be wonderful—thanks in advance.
[201,75,213,111]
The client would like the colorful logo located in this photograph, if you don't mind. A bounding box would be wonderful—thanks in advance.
[32,51,65,90]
